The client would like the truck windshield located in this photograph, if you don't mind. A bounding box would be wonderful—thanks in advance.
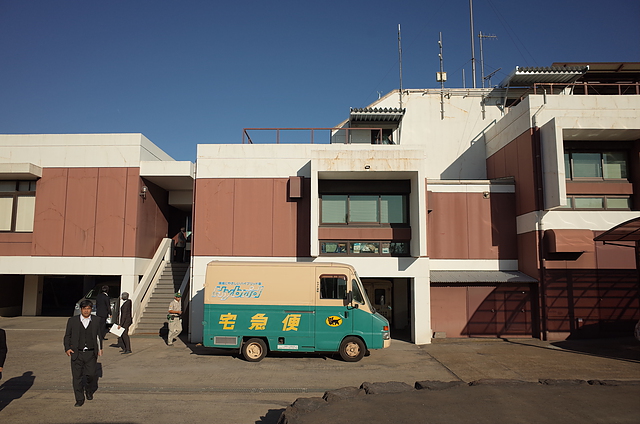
[351,274,370,308]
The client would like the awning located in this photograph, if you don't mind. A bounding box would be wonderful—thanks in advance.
[594,216,640,242]
[498,66,588,88]
[430,270,538,284]
[0,163,42,180]
[349,107,405,122]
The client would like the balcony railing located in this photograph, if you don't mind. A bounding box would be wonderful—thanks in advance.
[532,82,640,96]
[242,128,394,145]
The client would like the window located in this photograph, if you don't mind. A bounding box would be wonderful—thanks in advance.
[0,180,36,232]
[320,276,347,299]
[559,195,631,211]
[320,194,408,225]
[320,241,410,256]
[564,151,628,180]
[351,279,366,304]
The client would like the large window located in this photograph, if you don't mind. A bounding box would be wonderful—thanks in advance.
[321,194,408,225]
[320,241,410,256]
[564,151,628,180]
[0,180,36,232]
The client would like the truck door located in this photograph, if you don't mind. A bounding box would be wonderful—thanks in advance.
[314,271,353,352]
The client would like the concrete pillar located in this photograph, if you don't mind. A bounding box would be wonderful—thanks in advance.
[120,274,138,297]
[22,275,44,316]
[411,275,432,344]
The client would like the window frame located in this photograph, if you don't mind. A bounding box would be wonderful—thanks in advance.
[564,149,629,181]
[0,180,37,233]
[319,194,409,227]
[320,240,411,257]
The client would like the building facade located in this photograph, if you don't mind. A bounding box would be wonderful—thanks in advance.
[1,62,639,345]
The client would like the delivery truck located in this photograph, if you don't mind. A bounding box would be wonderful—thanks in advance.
[202,261,391,362]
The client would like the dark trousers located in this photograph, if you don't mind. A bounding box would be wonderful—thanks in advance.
[118,327,131,352]
[97,316,108,340]
[71,351,97,401]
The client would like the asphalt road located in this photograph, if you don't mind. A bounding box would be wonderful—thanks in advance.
[0,316,639,423]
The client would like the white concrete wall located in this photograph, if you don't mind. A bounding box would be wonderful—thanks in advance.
[517,210,640,234]
[485,95,640,210]
[0,256,149,298]
[0,133,173,167]
[368,89,504,180]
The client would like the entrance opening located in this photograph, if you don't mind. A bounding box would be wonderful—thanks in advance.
[362,278,411,342]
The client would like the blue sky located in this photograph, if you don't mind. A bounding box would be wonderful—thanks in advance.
[1,0,638,161]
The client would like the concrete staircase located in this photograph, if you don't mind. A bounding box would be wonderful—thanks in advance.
[134,262,189,335]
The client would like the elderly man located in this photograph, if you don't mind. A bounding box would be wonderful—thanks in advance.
[167,293,182,346]
[64,299,103,407]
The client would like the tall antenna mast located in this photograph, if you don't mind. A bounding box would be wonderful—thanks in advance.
[437,32,446,90]
[398,24,403,109]
[469,0,476,88]
[479,31,497,88]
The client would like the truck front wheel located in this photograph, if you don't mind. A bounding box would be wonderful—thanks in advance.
[339,336,366,362]
[242,338,267,362]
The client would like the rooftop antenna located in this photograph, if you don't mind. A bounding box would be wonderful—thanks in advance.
[469,0,477,88]
[484,67,502,88]
[436,32,447,90]
[479,31,497,88]
[437,32,447,119]
[398,24,403,109]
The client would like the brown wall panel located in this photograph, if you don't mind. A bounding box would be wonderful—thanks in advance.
[123,169,140,257]
[194,178,309,258]
[594,233,636,269]
[272,179,297,256]
[427,192,469,258]
[233,179,274,256]
[193,179,235,256]
[517,231,540,278]
[515,133,537,214]
[32,168,68,256]
[94,168,128,256]
[135,178,169,259]
[486,129,537,215]
[62,168,99,257]
[428,192,516,260]
[29,167,161,259]
[318,227,411,241]
[0,233,32,256]
[430,286,468,337]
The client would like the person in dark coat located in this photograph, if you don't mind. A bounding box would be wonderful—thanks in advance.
[117,292,133,354]
[64,299,103,407]
[95,285,112,341]
[0,328,7,380]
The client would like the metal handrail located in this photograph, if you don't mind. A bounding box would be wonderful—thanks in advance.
[242,127,386,144]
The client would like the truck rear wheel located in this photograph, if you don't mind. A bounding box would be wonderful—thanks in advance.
[339,336,365,362]
[242,338,267,362]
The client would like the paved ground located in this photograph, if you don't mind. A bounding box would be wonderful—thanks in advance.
[0,316,639,423]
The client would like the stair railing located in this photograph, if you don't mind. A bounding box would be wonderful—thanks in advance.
[129,237,172,334]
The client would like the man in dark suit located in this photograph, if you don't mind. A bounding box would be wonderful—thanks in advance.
[96,285,112,341]
[64,299,103,407]
[116,292,132,354]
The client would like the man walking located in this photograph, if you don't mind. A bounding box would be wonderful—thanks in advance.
[117,292,132,354]
[96,285,112,341]
[64,299,102,407]
[167,293,182,346]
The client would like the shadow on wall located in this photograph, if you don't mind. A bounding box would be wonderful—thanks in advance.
[462,285,533,337]
[439,135,488,180]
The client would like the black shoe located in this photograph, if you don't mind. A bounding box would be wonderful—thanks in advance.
[75,400,85,407]
[122,350,132,354]
[86,391,93,400]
